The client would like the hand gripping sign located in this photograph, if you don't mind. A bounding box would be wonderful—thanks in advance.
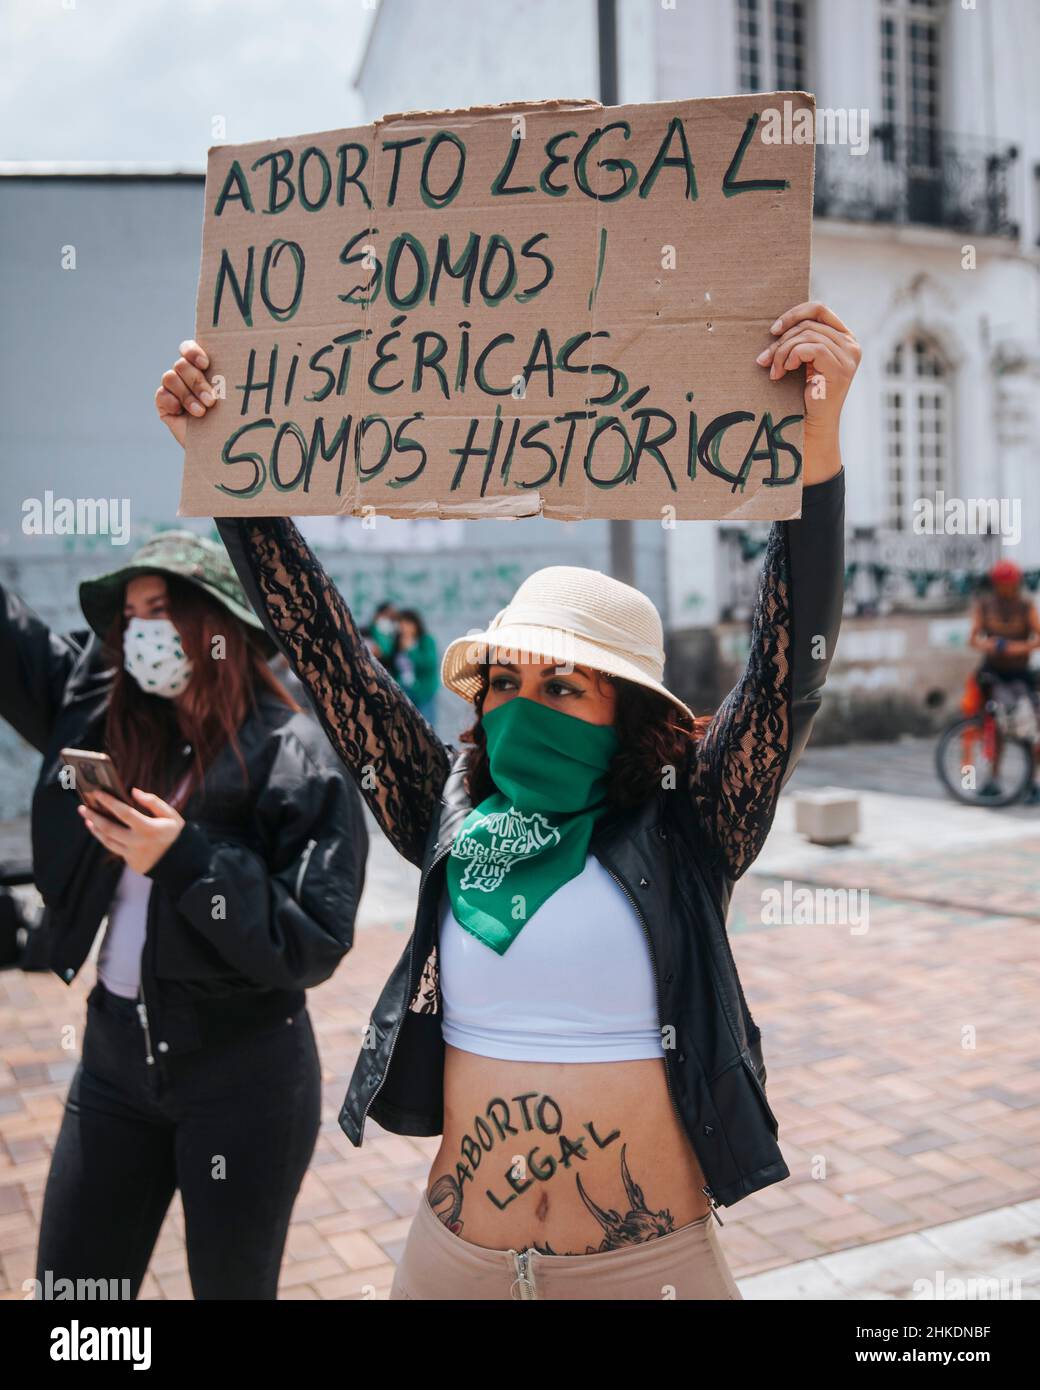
[179,91,816,523]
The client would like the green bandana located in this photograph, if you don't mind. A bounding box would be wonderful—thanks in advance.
[446,697,620,955]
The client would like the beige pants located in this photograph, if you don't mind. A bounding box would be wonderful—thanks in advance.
[390,1192,744,1301]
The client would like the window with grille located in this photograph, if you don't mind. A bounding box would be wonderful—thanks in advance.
[737,0,809,92]
[883,334,952,530]
[880,0,943,168]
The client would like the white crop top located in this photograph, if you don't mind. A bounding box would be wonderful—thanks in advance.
[438,854,665,1063]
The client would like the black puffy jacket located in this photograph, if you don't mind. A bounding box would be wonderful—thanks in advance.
[0,583,368,1054]
[215,466,844,1210]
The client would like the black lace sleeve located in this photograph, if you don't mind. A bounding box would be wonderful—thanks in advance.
[686,468,845,880]
[215,516,452,868]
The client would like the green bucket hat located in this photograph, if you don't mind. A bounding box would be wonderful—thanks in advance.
[78,529,278,657]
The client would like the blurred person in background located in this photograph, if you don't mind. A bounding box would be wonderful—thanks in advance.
[0,533,367,1299]
[391,609,439,727]
[968,559,1040,803]
[362,601,398,665]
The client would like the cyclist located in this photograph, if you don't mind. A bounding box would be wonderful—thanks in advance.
[968,559,1040,803]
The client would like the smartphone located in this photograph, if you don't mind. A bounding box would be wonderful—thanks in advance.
[60,748,132,807]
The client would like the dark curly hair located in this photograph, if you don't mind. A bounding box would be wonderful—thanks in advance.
[459,665,712,809]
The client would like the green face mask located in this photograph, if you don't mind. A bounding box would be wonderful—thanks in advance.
[445,697,620,955]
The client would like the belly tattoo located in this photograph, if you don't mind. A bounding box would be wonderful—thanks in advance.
[427,1091,675,1255]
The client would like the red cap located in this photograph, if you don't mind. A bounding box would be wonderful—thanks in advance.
[989,560,1022,587]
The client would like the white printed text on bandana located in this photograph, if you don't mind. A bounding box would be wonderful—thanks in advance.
[451,809,561,893]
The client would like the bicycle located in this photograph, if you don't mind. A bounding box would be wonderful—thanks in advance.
[935,679,1039,808]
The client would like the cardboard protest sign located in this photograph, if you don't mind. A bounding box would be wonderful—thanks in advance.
[179,91,815,522]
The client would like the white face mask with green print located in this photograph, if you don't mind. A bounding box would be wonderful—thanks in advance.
[122,616,193,698]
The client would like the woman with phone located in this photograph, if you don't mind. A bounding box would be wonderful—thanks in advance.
[156,299,857,1299]
[0,533,367,1299]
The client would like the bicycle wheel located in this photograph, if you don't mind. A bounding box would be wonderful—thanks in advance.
[935,715,1033,807]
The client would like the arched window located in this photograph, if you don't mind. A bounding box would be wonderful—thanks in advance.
[882,334,952,530]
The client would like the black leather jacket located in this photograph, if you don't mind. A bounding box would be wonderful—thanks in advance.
[216,466,844,1210]
[0,585,368,1055]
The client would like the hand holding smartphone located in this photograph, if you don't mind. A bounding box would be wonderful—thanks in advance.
[60,748,133,810]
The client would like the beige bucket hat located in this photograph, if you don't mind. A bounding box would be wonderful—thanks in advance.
[440,565,697,724]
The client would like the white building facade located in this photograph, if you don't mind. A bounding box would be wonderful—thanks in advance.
[356,0,1040,637]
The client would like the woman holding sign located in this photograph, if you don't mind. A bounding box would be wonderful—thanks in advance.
[156,300,858,1300]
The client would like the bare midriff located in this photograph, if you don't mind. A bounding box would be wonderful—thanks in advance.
[425,1043,711,1255]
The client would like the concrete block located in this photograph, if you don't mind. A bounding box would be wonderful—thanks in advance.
[793,788,861,845]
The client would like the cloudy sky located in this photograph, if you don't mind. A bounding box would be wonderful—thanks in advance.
[2,0,375,167]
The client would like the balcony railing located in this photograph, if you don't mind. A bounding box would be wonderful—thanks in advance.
[718,526,1003,622]
[814,124,1019,239]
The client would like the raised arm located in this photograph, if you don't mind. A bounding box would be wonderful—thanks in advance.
[155,336,451,867]
[686,300,858,880]
[687,468,845,879]
[216,515,451,868]
[0,580,84,753]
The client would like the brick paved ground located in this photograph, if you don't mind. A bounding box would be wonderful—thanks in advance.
[2,748,1038,1299]
[721,860,1040,1273]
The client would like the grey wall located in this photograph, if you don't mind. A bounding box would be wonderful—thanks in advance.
[0,176,211,558]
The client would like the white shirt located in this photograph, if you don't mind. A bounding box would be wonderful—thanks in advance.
[438,854,665,1063]
[95,774,190,999]
[96,863,153,999]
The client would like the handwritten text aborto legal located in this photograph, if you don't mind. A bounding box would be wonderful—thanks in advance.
[179,91,817,522]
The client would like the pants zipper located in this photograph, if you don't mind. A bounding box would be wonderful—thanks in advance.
[136,984,155,1066]
[510,1248,536,1300]
[702,1187,724,1226]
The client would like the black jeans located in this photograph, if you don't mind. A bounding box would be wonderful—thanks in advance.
[35,980,321,1300]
